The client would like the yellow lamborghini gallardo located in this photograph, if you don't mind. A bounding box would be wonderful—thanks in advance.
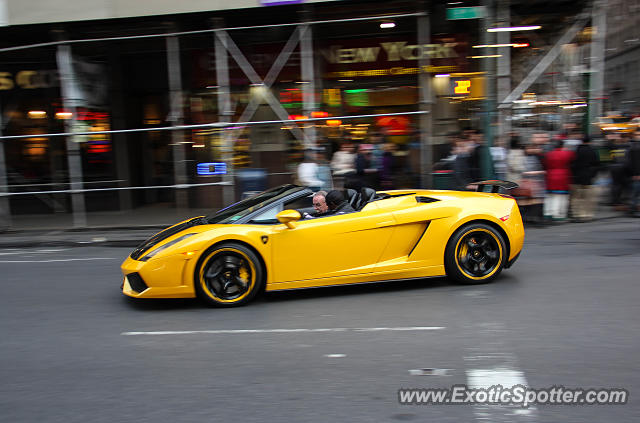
[121,182,524,307]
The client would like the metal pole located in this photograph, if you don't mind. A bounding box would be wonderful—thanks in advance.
[497,0,511,139]
[0,100,11,230]
[588,0,606,136]
[482,0,495,179]
[213,22,236,206]
[166,32,188,210]
[300,18,316,150]
[56,44,87,227]
[418,9,433,188]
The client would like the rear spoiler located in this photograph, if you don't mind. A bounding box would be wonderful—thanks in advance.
[471,180,519,193]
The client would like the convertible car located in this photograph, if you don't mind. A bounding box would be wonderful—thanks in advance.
[121,182,524,307]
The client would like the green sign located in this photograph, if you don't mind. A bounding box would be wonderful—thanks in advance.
[446,6,486,20]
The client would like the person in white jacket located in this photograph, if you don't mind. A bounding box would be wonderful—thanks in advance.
[330,142,356,176]
[297,149,324,190]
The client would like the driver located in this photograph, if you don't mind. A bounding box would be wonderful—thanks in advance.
[303,191,328,219]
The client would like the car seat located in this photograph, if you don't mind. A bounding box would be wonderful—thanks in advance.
[357,187,376,210]
[345,188,359,209]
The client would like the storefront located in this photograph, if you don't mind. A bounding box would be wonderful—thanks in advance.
[0,0,489,221]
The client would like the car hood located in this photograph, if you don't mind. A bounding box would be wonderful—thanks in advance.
[129,216,208,260]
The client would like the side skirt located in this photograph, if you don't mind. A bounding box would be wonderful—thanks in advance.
[266,274,446,293]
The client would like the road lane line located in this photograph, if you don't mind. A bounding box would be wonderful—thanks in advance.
[0,257,119,263]
[122,326,445,336]
[465,323,538,422]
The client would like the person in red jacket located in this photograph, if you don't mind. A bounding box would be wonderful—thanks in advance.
[544,139,575,221]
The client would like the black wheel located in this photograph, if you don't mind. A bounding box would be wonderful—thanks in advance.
[194,243,264,307]
[445,223,507,284]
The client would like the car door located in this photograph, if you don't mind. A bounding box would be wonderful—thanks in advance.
[268,204,396,284]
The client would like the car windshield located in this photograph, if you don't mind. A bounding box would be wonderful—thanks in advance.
[602,117,630,124]
[612,117,631,123]
[206,185,305,224]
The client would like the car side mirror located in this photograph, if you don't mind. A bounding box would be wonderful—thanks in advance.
[276,209,302,229]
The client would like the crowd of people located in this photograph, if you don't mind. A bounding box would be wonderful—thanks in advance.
[296,127,640,223]
[504,128,640,223]
[296,137,405,192]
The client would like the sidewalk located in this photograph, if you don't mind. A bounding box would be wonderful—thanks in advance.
[0,205,212,248]
[0,203,626,249]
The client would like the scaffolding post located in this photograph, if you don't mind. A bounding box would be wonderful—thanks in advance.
[588,0,606,136]
[213,20,236,206]
[481,0,495,179]
[300,10,317,150]
[56,44,87,228]
[417,9,432,188]
[0,100,10,230]
[166,30,188,210]
[497,0,511,140]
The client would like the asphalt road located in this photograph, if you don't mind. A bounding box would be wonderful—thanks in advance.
[1,218,639,422]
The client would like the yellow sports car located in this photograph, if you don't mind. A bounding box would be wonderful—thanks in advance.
[593,115,635,134]
[121,182,524,307]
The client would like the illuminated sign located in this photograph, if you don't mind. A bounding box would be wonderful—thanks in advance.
[326,65,457,79]
[447,76,486,99]
[320,35,469,79]
[0,70,59,90]
[197,162,227,176]
[322,42,460,64]
[454,80,472,95]
[323,88,342,107]
[447,6,486,20]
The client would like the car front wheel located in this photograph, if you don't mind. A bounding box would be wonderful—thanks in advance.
[195,243,264,307]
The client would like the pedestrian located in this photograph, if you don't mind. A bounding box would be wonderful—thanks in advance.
[490,136,508,181]
[297,149,325,191]
[570,136,600,222]
[507,136,526,184]
[380,142,396,189]
[544,139,575,221]
[453,139,472,190]
[607,132,630,207]
[353,144,378,190]
[467,130,488,181]
[330,141,356,189]
[520,143,546,225]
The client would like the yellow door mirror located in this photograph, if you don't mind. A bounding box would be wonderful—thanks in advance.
[276,209,302,229]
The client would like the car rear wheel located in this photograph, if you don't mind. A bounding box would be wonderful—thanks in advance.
[195,243,264,307]
[445,223,506,284]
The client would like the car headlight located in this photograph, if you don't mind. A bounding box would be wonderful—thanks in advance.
[139,233,196,261]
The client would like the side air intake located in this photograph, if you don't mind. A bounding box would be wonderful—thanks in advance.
[416,196,440,204]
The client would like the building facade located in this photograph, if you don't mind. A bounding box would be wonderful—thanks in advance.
[0,0,597,228]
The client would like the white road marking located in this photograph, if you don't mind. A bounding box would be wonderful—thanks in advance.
[465,323,538,422]
[0,257,119,263]
[36,248,70,253]
[467,367,528,389]
[324,354,346,358]
[122,326,445,336]
[0,248,69,256]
